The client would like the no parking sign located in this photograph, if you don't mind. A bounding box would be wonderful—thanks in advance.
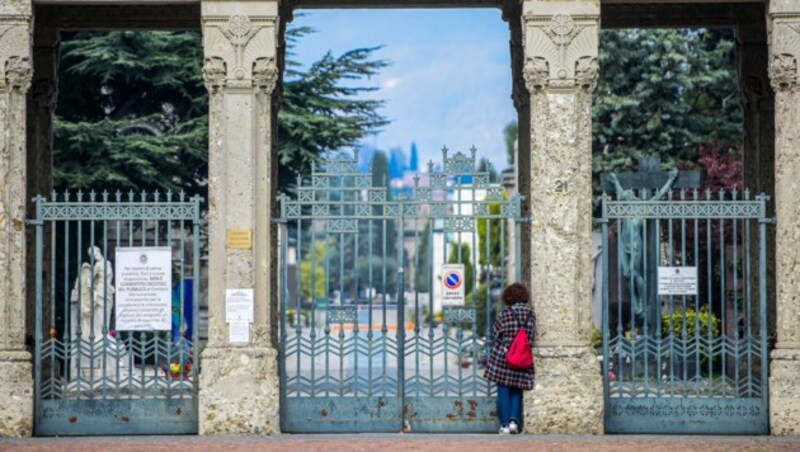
[441,264,465,307]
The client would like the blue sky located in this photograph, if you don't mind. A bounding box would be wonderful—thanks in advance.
[290,8,516,173]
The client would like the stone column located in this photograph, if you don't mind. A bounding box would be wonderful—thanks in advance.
[0,0,33,438]
[25,23,58,353]
[521,0,602,434]
[767,0,800,436]
[199,0,281,435]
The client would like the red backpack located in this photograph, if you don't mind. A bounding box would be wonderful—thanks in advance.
[506,309,533,370]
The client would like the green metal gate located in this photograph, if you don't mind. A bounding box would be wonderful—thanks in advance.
[599,189,771,434]
[276,148,524,433]
[31,191,204,435]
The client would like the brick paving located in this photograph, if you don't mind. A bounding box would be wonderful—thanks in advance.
[2,434,800,452]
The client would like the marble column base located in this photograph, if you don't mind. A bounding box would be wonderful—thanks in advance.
[769,348,800,435]
[0,350,33,437]
[525,346,603,434]
[199,346,279,435]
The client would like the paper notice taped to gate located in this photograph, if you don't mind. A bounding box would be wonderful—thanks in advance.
[115,247,173,330]
[226,289,254,322]
[229,320,250,343]
[658,266,698,295]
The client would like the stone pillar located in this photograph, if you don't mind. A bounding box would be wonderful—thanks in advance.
[767,0,800,436]
[0,0,33,438]
[521,0,602,434]
[25,23,58,353]
[199,0,281,435]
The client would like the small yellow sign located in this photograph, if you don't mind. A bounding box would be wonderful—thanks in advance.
[227,229,252,249]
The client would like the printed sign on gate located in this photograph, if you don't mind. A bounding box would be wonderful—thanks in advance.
[115,247,172,330]
[658,266,698,295]
[441,264,465,307]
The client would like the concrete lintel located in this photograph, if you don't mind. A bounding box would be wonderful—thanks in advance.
[35,4,200,30]
[602,2,765,29]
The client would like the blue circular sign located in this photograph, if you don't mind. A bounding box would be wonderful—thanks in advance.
[444,271,462,290]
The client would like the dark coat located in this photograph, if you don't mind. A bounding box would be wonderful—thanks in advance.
[484,303,536,390]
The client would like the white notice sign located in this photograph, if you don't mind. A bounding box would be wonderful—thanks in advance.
[226,289,254,322]
[115,247,172,330]
[658,266,698,295]
[441,264,466,307]
[229,320,250,343]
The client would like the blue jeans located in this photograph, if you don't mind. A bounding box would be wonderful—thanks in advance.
[496,384,523,426]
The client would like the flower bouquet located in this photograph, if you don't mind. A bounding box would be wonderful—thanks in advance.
[163,356,193,379]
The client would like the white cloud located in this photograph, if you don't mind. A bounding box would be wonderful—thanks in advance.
[382,77,401,89]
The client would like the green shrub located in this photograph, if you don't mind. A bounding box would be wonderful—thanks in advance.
[661,306,721,338]
[591,325,603,349]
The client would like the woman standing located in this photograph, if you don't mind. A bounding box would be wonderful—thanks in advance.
[484,283,536,434]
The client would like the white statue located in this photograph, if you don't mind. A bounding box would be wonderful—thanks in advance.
[68,247,130,385]
[71,246,115,342]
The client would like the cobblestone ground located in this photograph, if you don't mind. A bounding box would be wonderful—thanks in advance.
[2,435,800,452]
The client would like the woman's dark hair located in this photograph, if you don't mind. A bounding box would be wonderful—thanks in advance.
[502,283,530,306]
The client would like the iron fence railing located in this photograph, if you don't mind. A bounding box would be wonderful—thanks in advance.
[276,148,526,433]
[30,191,205,435]
[599,189,771,434]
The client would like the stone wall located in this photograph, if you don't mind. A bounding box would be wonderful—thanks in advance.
[198,0,282,435]
[768,0,800,436]
[0,0,797,438]
[0,0,33,438]
[521,0,603,435]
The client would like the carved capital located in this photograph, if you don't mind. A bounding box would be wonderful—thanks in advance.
[523,12,599,92]
[203,56,227,93]
[0,20,32,94]
[523,56,549,92]
[769,22,800,92]
[4,55,31,93]
[202,13,278,92]
[252,57,278,93]
[575,55,599,91]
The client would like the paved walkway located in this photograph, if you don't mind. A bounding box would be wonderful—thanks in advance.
[2,434,800,452]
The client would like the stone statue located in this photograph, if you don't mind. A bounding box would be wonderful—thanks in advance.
[608,169,678,318]
[70,246,115,341]
[68,246,123,383]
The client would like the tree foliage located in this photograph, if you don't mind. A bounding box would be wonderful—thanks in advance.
[53,27,389,197]
[497,30,741,202]
[324,151,398,298]
[54,31,207,196]
[477,158,499,183]
[477,191,507,268]
[300,241,327,302]
[279,26,389,186]
[593,28,742,189]
[414,221,432,292]
[503,121,517,166]
[696,143,743,192]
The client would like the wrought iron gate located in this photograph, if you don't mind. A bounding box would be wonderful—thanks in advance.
[600,189,770,434]
[31,192,204,435]
[277,148,524,432]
